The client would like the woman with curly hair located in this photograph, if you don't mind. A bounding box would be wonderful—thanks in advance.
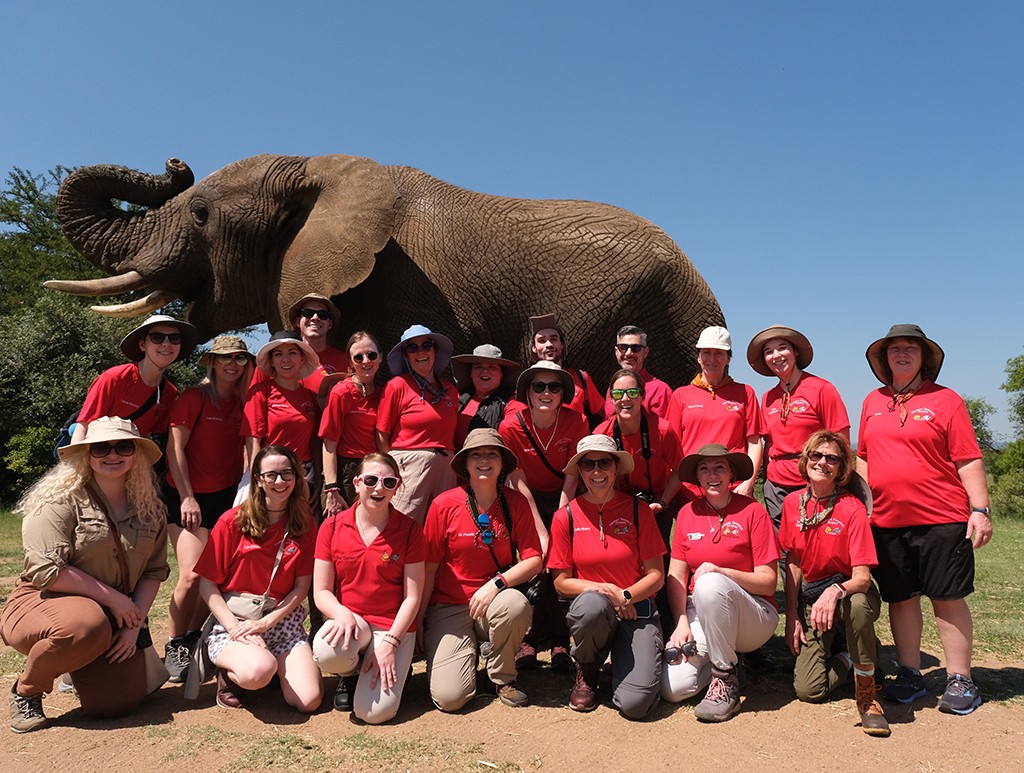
[2,417,169,732]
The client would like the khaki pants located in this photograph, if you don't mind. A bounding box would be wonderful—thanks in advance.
[424,590,532,712]
[389,448,456,525]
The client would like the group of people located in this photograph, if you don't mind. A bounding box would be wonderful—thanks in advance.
[2,296,992,739]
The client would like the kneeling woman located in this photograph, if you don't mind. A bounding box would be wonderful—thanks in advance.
[549,435,666,719]
[661,445,779,722]
[3,417,168,731]
[781,431,889,736]
[420,429,543,710]
[194,446,322,712]
[312,453,425,723]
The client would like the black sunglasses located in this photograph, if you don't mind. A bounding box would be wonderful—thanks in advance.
[215,353,250,365]
[615,343,645,354]
[299,308,331,320]
[530,381,563,394]
[147,332,182,345]
[405,340,435,353]
[89,440,137,458]
[352,351,379,363]
[808,451,842,466]
[578,457,615,472]
[360,474,399,490]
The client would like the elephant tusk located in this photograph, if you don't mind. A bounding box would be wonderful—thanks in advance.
[90,290,180,317]
[44,271,151,297]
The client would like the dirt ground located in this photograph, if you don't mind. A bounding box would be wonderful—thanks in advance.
[3,629,1022,773]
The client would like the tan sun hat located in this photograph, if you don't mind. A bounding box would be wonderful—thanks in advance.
[286,293,341,325]
[746,325,814,377]
[198,335,255,368]
[59,416,162,465]
[451,344,521,392]
[865,323,945,385]
[563,434,634,476]
[119,314,200,363]
[450,428,519,479]
[515,360,575,403]
[677,443,753,485]
[255,330,320,379]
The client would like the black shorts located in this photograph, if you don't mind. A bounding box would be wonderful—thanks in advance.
[871,522,975,603]
[163,482,237,530]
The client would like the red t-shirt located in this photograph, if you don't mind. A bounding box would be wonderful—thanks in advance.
[593,412,682,497]
[376,374,458,450]
[498,407,588,494]
[603,370,673,420]
[319,379,381,458]
[315,505,425,630]
[194,508,316,602]
[778,489,877,582]
[671,495,780,606]
[78,362,178,437]
[166,387,245,493]
[761,373,850,487]
[301,345,349,394]
[424,486,542,606]
[857,382,981,529]
[241,381,319,462]
[547,494,666,588]
[667,381,762,456]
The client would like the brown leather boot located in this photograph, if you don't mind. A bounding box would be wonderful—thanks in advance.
[855,672,891,737]
[569,662,600,712]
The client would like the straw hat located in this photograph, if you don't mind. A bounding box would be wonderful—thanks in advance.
[451,344,520,392]
[677,443,753,485]
[385,324,455,375]
[198,335,254,368]
[119,314,200,363]
[563,435,635,476]
[59,416,161,464]
[746,325,814,377]
[450,428,519,479]
[255,330,320,379]
[865,323,945,385]
[514,360,576,403]
[286,293,341,324]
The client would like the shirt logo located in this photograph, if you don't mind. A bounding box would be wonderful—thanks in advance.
[722,400,742,413]
[790,397,811,414]
[823,518,845,536]
[910,407,935,422]
[609,517,633,536]
[380,551,400,562]
[721,521,743,538]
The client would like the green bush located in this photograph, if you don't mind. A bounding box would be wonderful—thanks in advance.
[991,468,1024,519]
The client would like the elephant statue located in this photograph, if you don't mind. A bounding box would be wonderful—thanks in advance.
[48,154,724,387]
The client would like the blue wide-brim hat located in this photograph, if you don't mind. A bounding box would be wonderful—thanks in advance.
[386,324,454,375]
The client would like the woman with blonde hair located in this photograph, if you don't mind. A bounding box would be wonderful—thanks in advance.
[3,417,168,732]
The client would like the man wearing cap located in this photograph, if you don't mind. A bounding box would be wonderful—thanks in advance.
[602,325,673,420]
[526,313,605,426]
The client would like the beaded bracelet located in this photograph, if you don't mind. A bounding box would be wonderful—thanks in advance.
[382,633,401,647]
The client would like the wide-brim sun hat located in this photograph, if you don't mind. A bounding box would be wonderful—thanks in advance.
[515,360,576,403]
[120,314,200,363]
[451,344,521,392]
[695,325,732,351]
[746,325,814,377]
[286,293,341,325]
[386,324,455,375]
[677,443,754,485]
[58,415,162,465]
[563,434,635,476]
[865,323,945,385]
[255,330,320,379]
[198,335,255,368]
[844,471,873,517]
[450,428,519,479]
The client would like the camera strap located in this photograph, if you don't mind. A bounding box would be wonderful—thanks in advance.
[516,411,565,480]
[612,411,655,497]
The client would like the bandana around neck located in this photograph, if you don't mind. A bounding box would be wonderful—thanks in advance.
[691,373,734,400]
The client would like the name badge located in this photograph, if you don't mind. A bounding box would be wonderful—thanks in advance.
[687,532,703,541]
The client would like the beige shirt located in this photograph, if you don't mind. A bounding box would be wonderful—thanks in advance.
[20,488,169,592]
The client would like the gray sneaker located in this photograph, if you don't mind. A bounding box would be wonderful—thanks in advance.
[10,684,47,734]
[164,638,192,684]
[495,680,529,708]
[694,667,741,722]
[938,673,982,715]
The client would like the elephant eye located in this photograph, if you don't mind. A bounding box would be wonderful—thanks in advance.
[190,203,209,226]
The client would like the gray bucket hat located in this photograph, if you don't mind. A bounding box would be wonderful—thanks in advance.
[120,314,200,363]
[515,360,576,403]
[450,428,519,479]
[451,344,521,392]
[865,324,945,385]
[563,434,635,477]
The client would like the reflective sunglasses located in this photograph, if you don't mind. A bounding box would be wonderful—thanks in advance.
[352,351,379,363]
[256,469,297,482]
[577,457,616,472]
[147,332,182,345]
[405,340,434,353]
[530,381,563,394]
[808,451,842,466]
[89,440,137,458]
[299,308,331,320]
[610,387,642,400]
[615,343,645,354]
[475,511,494,546]
[360,474,399,490]
[215,353,250,365]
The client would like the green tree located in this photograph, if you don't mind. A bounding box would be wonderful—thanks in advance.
[1002,353,1024,437]
[963,396,996,452]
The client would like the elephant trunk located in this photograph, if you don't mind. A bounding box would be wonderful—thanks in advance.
[56,158,194,273]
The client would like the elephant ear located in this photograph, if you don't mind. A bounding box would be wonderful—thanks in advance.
[275,155,397,328]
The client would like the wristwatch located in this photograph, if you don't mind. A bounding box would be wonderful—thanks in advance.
[493,575,507,590]
[621,589,633,605]
[972,506,991,516]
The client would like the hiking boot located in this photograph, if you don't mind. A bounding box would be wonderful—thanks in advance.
[854,673,891,737]
[694,666,741,722]
[333,675,357,712]
[881,665,926,704]
[164,636,192,684]
[10,683,47,734]
[216,669,244,709]
[495,680,529,708]
[515,642,538,670]
[550,645,572,672]
[938,673,982,715]
[569,663,600,712]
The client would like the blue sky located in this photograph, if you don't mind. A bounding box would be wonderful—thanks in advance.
[3,3,1021,441]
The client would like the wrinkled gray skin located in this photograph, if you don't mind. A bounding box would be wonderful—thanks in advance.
[52,155,724,386]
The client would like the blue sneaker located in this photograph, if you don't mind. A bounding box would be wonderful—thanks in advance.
[938,673,982,715]
[881,665,926,703]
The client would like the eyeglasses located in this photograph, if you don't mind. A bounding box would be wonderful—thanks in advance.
[147,332,182,345]
[530,381,563,394]
[578,457,616,472]
[360,474,399,490]
[474,511,494,546]
[299,308,331,320]
[256,469,297,482]
[405,340,434,353]
[808,451,842,466]
[610,387,642,400]
[215,353,250,365]
[615,343,645,354]
[352,351,379,363]
[89,440,137,458]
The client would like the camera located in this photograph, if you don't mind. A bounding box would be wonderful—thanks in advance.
[635,491,657,505]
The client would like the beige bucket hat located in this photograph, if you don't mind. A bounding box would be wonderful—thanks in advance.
[563,434,635,476]
[59,416,162,465]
